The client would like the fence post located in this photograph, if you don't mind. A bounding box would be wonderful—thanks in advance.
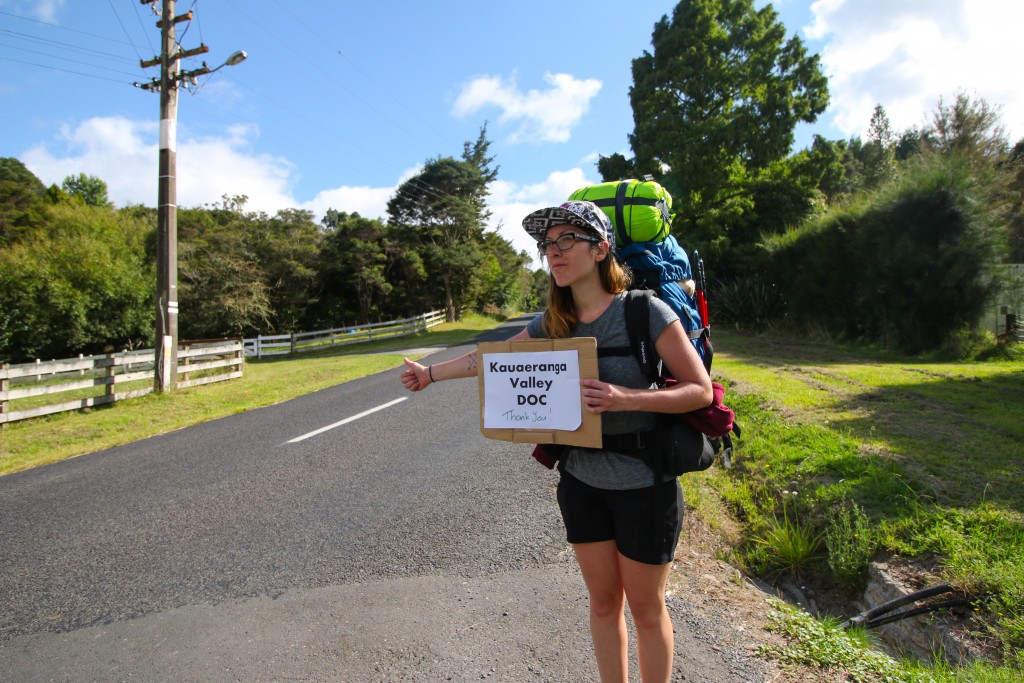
[1,362,8,427]
[290,333,297,355]
[105,352,116,401]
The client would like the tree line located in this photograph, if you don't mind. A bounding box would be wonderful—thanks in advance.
[4,0,1022,362]
[0,128,543,363]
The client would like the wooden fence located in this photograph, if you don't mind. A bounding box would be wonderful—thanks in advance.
[244,310,445,358]
[0,338,244,425]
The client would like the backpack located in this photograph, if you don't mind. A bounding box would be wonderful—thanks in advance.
[570,176,710,367]
[568,178,673,246]
[610,290,741,466]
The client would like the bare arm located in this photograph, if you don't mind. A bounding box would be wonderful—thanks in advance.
[400,326,532,392]
[577,319,713,414]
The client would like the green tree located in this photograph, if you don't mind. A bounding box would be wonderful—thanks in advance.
[250,207,322,332]
[61,172,113,208]
[0,158,49,246]
[176,200,272,339]
[894,126,925,162]
[0,182,47,247]
[0,202,153,361]
[924,91,1009,164]
[1008,139,1024,262]
[918,93,1017,265]
[860,104,897,190]
[526,267,549,312]
[769,154,1004,352]
[799,135,847,205]
[473,231,532,313]
[387,157,490,322]
[0,157,47,195]
[616,0,829,250]
[315,210,395,325]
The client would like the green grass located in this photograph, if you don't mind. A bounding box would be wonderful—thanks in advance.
[760,598,1019,683]
[0,313,503,476]
[749,493,824,578]
[705,329,1024,673]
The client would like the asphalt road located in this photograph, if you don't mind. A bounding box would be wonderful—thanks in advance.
[0,316,770,682]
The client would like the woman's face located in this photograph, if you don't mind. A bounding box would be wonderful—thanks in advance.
[542,225,606,287]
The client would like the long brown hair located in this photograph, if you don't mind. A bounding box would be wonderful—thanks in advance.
[541,246,631,339]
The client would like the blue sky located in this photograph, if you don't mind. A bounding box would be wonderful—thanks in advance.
[2,0,1022,262]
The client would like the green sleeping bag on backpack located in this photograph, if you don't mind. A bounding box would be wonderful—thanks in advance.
[568,178,673,246]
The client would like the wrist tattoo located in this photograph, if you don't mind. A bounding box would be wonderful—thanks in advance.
[467,352,478,372]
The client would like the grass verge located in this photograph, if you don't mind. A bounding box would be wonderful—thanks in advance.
[703,329,1024,677]
[0,313,504,476]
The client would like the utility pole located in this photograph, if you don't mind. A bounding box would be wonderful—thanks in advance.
[136,1,242,392]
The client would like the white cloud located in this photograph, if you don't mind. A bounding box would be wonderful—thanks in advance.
[485,167,598,266]
[452,71,603,144]
[20,115,407,223]
[21,116,297,212]
[22,116,156,205]
[804,0,1023,141]
[0,0,66,22]
[300,185,395,222]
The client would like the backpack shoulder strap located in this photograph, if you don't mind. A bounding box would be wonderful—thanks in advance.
[624,290,662,384]
[624,290,652,379]
[595,290,662,385]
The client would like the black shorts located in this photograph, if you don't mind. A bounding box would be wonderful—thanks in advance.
[556,472,684,566]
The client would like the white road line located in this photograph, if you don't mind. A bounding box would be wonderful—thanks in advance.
[286,397,408,444]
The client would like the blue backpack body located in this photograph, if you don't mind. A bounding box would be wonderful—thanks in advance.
[617,235,709,369]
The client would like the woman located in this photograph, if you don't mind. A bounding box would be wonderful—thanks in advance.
[400,200,713,683]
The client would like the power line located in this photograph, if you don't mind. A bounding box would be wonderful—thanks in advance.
[0,55,130,84]
[131,0,157,55]
[107,0,143,62]
[0,28,138,64]
[213,0,441,160]
[175,0,198,46]
[195,2,464,204]
[0,9,145,51]
[0,41,143,78]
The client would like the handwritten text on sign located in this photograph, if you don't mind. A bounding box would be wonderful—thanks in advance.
[482,350,582,430]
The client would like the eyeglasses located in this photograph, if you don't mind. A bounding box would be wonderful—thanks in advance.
[537,232,601,255]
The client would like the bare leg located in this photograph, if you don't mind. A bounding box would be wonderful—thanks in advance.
[620,554,674,683]
[573,540,628,683]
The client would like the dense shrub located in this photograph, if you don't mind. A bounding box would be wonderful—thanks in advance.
[767,155,1004,352]
[0,203,153,361]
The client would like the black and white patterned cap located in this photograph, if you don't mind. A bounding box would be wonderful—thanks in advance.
[522,200,615,252]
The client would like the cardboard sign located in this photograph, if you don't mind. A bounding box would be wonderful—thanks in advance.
[477,337,601,448]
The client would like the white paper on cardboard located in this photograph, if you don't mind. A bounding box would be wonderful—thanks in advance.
[481,349,581,430]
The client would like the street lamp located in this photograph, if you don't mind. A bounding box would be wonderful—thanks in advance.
[219,50,248,70]
[136,0,246,393]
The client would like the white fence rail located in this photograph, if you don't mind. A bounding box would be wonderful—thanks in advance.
[244,310,445,358]
[0,339,244,425]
